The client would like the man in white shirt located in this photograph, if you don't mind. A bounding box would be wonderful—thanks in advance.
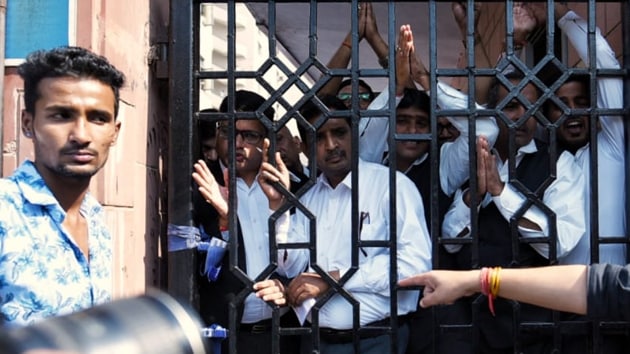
[283,95,432,354]
[440,68,586,353]
[543,4,626,266]
[192,90,301,354]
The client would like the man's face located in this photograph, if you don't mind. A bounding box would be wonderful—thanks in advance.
[308,117,352,187]
[395,106,430,165]
[497,81,539,149]
[337,85,372,110]
[547,80,590,153]
[215,121,229,165]
[437,117,460,145]
[22,77,120,181]
[276,125,301,172]
[217,120,265,177]
[201,136,217,163]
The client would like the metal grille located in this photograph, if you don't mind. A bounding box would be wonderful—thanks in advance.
[168,1,630,353]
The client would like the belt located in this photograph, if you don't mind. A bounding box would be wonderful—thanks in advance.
[319,316,409,344]
[240,319,272,334]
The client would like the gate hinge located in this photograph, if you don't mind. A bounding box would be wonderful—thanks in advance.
[148,42,168,80]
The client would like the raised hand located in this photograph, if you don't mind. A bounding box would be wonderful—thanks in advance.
[258,138,291,210]
[363,2,379,43]
[479,136,504,196]
[452,2,482,44]
[513,2,540,48]
[358,1,367,40]
[401,25,430,91]
[395,24,415,95]
[192,160,229,218]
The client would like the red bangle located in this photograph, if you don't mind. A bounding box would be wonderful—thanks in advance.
[480,267,497,316]
[342,41,351,49]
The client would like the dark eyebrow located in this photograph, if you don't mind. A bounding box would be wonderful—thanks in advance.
[44,105,114,120]
[43,104,78,114]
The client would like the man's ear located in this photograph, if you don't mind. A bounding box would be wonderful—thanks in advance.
[292,135,302,149]
[110,121,122,146]
[21,110,34,138]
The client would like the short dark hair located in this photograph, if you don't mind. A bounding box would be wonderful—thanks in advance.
[18,46,126,117]
[337,79,375,100]
[397,88,430,114]
[297,95,348,143]
[219,90,275,119]
[543,73,590,116]
[198,108,218,141]
[219,90,274,135]
[487,70,541,109]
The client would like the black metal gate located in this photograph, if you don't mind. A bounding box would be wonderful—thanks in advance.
[168,1,630,353]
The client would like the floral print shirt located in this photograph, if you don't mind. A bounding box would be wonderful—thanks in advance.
[0,161,112,326]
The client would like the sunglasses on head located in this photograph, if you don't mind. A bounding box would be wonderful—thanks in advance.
[337,92,372,102]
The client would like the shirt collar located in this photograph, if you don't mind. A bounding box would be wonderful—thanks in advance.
[317,158,367,190]
[382,152,428,174]
[13,160,102,218]
[518,139,538,154]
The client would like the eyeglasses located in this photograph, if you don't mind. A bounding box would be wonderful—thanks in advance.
[217,126,264,145]
[337,92,372,102]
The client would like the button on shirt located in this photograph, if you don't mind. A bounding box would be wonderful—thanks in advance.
[0,161,112,326]
[288,159,432,329]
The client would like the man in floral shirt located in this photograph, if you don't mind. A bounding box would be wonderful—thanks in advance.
[0,46,125,326]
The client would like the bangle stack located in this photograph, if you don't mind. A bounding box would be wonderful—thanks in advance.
[480,266,502,316]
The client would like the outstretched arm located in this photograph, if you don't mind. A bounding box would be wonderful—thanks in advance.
[450,2,493,103]
[318,3,368,96]
[364,2,389,68]
[399,265,588,314]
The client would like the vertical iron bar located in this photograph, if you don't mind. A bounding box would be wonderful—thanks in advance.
[167,0,197,306]
[623,0,630,267]
[386,2,400,353]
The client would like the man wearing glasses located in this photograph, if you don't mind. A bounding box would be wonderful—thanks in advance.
[336,79,375,110]
[192,90,301,354]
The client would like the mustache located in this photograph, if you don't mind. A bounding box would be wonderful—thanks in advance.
[325,148,345,162]
[60,145,97,156]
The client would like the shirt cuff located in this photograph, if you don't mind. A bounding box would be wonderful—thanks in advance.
[557,10,577,28]
[491,184,547,234]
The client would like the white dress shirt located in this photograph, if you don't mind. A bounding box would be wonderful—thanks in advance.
[442,140,586,259]
[236,177,295,323]
[286,159,432,329]
[556,11,626,265]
